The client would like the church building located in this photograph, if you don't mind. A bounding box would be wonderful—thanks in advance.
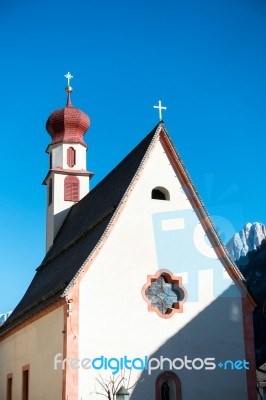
[0,75,258,400]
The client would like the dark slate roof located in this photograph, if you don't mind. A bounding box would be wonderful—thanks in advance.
[0,123,161,335]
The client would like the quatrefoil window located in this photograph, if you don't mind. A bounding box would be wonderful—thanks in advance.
[142,270,186,318]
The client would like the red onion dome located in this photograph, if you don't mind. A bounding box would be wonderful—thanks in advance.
[46,89,90,146]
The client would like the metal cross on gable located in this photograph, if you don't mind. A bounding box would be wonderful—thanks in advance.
[64,71,73,86]
[153,100,167,121]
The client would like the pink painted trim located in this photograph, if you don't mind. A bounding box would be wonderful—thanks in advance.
[46,141,88,154]
[64,285,79,399]
[43,169,93,185]
[241,296,257,400]
[62,302,67,400]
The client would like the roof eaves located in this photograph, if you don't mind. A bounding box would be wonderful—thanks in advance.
[0,288,65,337]
[37,206,116,271]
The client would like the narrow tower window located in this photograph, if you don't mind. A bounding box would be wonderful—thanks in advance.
[152,187,170,200]
[7,373,12,400]
[64,176,80,202]
[67,147,76,168]
[22,365,30,400]
[48,178,53,206]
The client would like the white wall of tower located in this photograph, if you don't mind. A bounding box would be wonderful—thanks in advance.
[46,142,90,251]
[49,143,87,170]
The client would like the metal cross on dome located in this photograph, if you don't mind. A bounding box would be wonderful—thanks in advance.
[153,100,167,121]
[64,71,73,86]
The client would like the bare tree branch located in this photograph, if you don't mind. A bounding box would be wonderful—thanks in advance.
[94,370,143,399]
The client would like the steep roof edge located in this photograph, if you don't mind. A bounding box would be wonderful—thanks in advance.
[61,122,164,296]
[62,122,256,308]
[0,121,256,338]
[42,121,161,266]
[159,125,257,309]
[0,122,162,337]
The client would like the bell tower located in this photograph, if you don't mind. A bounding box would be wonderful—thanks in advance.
[43,73,93,252]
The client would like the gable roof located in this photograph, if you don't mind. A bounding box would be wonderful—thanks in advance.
[0,123,161,336]
[0,122,255,337]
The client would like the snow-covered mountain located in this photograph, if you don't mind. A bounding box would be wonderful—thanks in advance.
[226,222,266,261]
[0,311,12,326]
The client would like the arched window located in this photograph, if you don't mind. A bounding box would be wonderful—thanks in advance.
[48,178,53,206]
[161,381,170,400]
[156,371,181,400]
[64,176,80,202]
[67,147,76,168]
[151,187,170,200]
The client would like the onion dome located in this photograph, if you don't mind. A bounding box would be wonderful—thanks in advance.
[46,85,90,147]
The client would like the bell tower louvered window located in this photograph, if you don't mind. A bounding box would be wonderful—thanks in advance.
[64,176,80,202]
[67,147,76,168]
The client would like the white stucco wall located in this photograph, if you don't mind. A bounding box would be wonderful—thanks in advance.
[46,171,90,250]
[0,305,64,400]
[50,143,87,170]
[78,139,248,400]
[46,141,90,250]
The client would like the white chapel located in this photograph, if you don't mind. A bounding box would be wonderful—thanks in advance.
[0,75,257,400]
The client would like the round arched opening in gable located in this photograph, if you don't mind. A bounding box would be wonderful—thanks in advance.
[151,186,170,201]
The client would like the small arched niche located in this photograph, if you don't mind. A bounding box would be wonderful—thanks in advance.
[156,371,182,400]
[151,186,170,201]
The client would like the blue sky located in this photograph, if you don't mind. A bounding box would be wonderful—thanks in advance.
[0,0,265,312]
